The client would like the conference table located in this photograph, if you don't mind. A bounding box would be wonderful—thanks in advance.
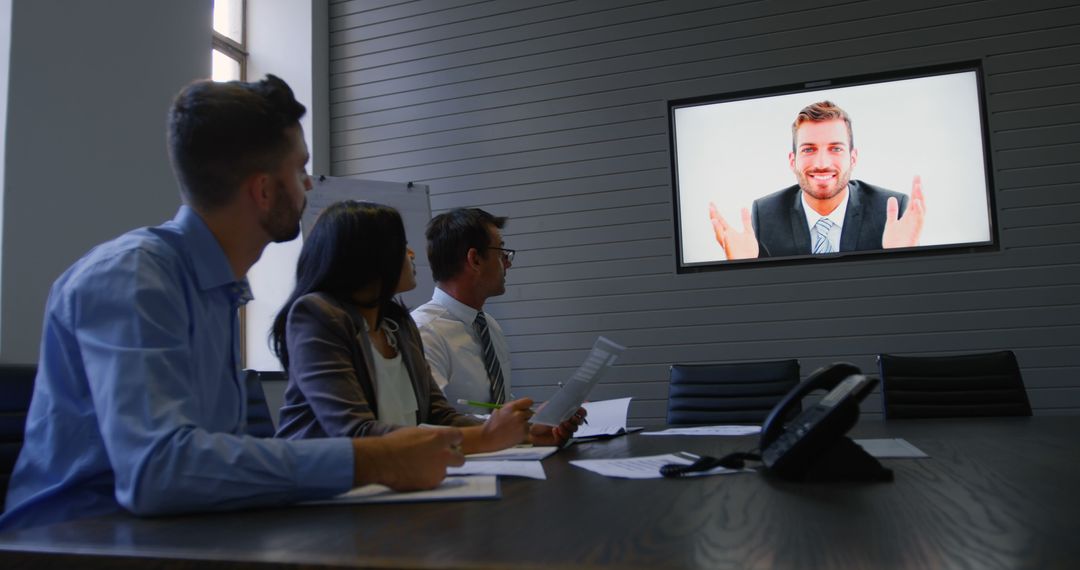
[1,416,1078,569]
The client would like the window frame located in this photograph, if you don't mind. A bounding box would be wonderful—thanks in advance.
[212,0,248,81]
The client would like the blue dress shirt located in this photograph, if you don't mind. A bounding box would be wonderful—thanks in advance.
[0,206,353,531]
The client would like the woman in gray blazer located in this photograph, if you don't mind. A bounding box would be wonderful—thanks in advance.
[270,201,533,453]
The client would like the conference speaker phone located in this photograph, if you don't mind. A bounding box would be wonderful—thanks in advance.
[661,363,893,482]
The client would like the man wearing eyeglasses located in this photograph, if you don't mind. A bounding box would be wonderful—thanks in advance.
[412,208,584,445]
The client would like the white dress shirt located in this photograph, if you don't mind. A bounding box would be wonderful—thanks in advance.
[411,287,512,412]
[801,184,849,253]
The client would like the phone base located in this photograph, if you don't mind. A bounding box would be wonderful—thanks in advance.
[767,436,894,482]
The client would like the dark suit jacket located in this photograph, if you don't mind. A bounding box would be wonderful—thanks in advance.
[750,179,909,258]
[275,292,479,440]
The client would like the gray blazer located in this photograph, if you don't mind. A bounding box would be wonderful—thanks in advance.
[751,179,909,258]
[275,292,479,440]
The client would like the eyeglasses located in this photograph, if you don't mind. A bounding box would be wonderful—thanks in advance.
[489,247,516,263]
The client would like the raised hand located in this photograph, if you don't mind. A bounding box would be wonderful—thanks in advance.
[709,202,759,260]
[351,426,465,491]
[882,176,927,249]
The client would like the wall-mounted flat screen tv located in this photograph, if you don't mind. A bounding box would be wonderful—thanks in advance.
[670,61,997,272]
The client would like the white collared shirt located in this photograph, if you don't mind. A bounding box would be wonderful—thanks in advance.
[801,184,850,253]
[411,287,512,411]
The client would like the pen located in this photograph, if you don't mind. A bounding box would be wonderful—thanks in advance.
[457,399,502,410]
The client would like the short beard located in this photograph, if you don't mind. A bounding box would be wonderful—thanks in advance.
[262,183,303,243]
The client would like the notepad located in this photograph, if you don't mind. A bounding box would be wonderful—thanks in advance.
[301,476,499,505]
[466,446,558,461]
[642,425,762,436]
[449,460,546,480]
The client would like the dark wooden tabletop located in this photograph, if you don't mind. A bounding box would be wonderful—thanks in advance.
[1,416,1078,570]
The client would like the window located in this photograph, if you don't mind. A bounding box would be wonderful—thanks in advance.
[212,0,246,82]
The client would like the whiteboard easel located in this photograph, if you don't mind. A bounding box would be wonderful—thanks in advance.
[302,176,434,309]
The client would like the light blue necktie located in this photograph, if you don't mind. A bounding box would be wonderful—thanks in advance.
[812,218,836,254]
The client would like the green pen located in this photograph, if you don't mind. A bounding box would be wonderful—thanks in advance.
[457,399,502,410]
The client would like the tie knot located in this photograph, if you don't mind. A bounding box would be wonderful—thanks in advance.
[474,312,486,326]
[814,217,835,232]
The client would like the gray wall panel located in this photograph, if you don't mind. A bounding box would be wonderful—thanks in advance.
[332,133,668,177]
[330,0,483,32]
[330,0,704,67]
[1,0,210,362]
[331,0,1080,421]
[331,102,662,153]
[332,116,663,165]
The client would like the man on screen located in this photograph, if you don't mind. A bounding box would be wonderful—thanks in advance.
[708,100,926,259]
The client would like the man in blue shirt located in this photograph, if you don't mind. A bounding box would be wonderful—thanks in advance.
[0,75,464,532]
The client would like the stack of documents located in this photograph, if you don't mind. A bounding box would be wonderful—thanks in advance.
[573,397,637,439]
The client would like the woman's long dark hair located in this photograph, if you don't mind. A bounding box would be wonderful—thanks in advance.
[271,200,408,370]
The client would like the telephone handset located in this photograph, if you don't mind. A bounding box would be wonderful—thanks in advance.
[758,363,892,482]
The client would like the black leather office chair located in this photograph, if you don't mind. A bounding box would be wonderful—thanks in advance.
[242,370,282,438]
[1,364,37,511]
[667,359,801,425]
[877,350,1032,419]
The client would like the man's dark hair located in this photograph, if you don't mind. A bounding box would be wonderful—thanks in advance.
[271,200,408,370]
[791,100,853,153]
[167,74,306,211]
[426,208,507,282]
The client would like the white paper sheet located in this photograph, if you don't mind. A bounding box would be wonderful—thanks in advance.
[301,476,499,505]
[531,337,626,426]
[573,397,632,439]
[466,446,558,461]
[642,425,762,436]
[854,438,929,458]
[569,453,744,479]
[448,460,546,480]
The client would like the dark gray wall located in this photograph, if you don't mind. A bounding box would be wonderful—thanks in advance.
[327,0,1080,423]
[1,0,211,362]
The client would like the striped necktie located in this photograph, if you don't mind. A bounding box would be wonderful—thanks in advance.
[473,312,506,405]
[812,217,836,254]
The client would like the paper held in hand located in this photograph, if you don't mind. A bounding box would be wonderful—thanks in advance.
[530,336,626,427]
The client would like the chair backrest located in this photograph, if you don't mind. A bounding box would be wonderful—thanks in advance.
[242,370,282,438]
[667,359,800,425]
[1,364,37,511]
[877,350,1032,419]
